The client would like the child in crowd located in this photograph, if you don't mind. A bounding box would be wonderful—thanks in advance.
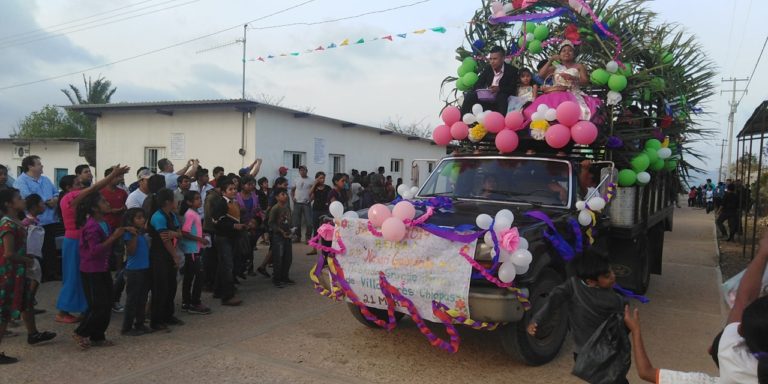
[148,189,183,331]
[307,172,329,256]
[22,194,46,314]
[0,189,56,363]
[268,188,294,288]
[211,177,245,305]
[120,208,152,336]
[268,177,288,208]
[507,68,539,112]
[528,248,625,376]
[73,193,126,349]
[236,176,262,277]
[179,191,212,315]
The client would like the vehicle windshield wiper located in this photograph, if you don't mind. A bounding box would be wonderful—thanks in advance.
[420,191,454,197]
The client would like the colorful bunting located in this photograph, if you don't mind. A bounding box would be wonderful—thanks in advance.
[355,38,365,44]
[383,35,393,41]
[431,27,447,33]
[397,33,407,38]
[413,29,426,34]
[340,39,350,46]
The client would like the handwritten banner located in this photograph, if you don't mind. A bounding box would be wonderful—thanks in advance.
[334,218,475,322]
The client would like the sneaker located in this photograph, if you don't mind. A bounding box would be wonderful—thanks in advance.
[166,317,185,326]
[112,303,125,313]
[120,328,146,336]
[0,352,19,364]
[187,304,212,315]
[27,331,57,345]
[55,313,79,324]
[256,267,271,278]
[181,303,190,312]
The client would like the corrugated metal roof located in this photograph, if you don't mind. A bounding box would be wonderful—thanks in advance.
[737,100,768,138]
[0,137,95,143]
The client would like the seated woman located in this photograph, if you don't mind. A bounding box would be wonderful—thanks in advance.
[523,40,602,125]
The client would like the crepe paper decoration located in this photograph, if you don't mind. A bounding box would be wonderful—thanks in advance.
[459,245,515,288]
[413,29,427,34]
[327,43,337,49]
[397,33,407,38]
[431,26,447,33]
[340,39,350,46]
[383,35,393,41]
[390,196,453,212]
[525,211,582,261]
[489,7,576,24]
[613,283,650,303]
[290,52,299,56]
[367,221,383,237]
[355,38,365,44]
[569,0,623,62]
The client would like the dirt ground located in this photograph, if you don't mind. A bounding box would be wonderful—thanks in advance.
[715,210,766,280]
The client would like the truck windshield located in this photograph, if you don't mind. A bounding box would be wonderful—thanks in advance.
[418,157,571,207]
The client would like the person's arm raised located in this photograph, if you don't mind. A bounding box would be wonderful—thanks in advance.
[71,165,130,209]
[727,230,768,324]
[624,306,657,382]
[250,158,262,177]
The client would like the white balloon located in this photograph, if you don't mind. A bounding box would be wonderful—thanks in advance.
[498,249,513,263]
[657,148,672,159]
[462,113,477,125]
[502,3,514,14]
[636,171,651,185]
[342,211,359,219]
[575,201,586,211]
[578,209,593,226]
[605,60,619,73]
[410,186,419,195]
[511,249,533,267]
[587,196,606,211]
[530,111,542,121]
[537,104,548,113]
[545,108,558,121]
[329,201,344,219]
[498,262,517,283]
[495,209,514,223]
[476,214,493,230]
[517,237,529,250]
[472,104,484,116]
[606,90,622,106]
[477,111,488,124]
[401,191,414,200]
[397,184,409,196]
[515,262,530,275]
[484,231,494,246]
[493,217,512,233]
[526,32,535,41]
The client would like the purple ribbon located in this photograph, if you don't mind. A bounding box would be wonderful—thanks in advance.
[391,196,454,212]
[525,211,583,262]
[613,283,650,303]
[419,223,485,243]
[489,7,576,24]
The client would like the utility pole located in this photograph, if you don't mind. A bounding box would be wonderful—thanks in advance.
[721,77,749,179]
[718,138,727,182]
[241,23,248,99]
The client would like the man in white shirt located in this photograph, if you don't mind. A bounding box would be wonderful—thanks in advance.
[126,169,152,209]
[157,158,198,191]
[290,165,313,243]
[190,168,214,219]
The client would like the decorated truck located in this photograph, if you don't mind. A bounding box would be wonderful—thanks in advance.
[308,0,714,365]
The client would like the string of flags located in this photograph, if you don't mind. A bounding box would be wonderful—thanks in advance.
[249,26,451,62]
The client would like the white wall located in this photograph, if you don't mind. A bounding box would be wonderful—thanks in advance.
[0,140,90,183]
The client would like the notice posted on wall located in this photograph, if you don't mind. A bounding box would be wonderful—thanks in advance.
[169,133,185,160]
[334,218,475,322]
[313,137,326,165]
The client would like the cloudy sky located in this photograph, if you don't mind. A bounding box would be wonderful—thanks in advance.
[0,0,766,183]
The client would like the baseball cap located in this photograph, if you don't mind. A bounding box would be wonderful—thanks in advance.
[137,169,152,180]
[279,166,288,173]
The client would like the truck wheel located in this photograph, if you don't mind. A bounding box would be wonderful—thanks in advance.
[347,303,404,328]
[500,269,568,366]
[633,234,651,295]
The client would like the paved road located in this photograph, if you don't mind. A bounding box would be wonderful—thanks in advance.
[3,205,722,383]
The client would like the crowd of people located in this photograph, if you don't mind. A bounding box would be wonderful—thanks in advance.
[687,178,753,242]
[0,155,403,363]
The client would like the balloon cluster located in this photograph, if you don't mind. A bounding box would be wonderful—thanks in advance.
[575,192,607,227]
[397,184,420,200]
[530,101,599,148]
[516,22,549,54]
[617,138,678,187]
[475,210,533,283]
[590,59,630,104]
[329,201,360,220]
[433,104,526,154]
[456,57,479,92]
[367,201,418,242]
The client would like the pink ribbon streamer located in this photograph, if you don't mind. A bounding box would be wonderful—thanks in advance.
[571,0,623,63]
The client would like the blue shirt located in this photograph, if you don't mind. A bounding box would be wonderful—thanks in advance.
[161,172,178,191]
[123,232,150,270]
[150,210,179,254]
[14,173,59,225]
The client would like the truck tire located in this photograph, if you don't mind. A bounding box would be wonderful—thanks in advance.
[347,303,404,328]
[500,268,568,366]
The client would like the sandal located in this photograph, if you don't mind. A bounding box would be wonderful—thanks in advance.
[72,333,91,350]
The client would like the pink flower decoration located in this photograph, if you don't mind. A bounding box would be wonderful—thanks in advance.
[499,227,520,253]
[318,223,335,242]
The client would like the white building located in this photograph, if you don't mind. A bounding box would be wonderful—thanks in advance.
[0,138,94,186]
[66,99,446,186]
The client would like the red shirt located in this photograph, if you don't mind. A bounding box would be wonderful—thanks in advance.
[101,187,128,231]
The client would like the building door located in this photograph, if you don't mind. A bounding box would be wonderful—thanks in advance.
[54,168,68,187]
[329,154,345,175]
[390,158,403,183]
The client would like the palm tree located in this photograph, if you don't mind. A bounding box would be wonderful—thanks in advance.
[61,74,117,105]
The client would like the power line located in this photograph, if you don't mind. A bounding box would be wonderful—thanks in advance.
[737,34,768,105]
[0,0,433,91]
[0,0,200,49]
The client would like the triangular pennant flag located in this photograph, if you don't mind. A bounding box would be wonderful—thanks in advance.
[327,43,337,49]
[372,37,379,41]
[257,57,265,62]
[280,53,287,57]
[397,33,407,38]
[316,46,324,51]
[413,29,426,34]
[291,52,300,56]
[340,39,349,46]
[430,26,447,33]
[355,38,365,44]
[383,35,393,41]
[267,55,274,59]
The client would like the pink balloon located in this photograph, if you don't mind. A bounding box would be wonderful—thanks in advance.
[450,122,469,140]
[505,111,525,131]
[381,217,407,242]
[441,106,461,126]
[545,124,571,149]
[571,120,598,145]
[432,124,452,146]
[484,111,505,133]
[392,201,416,220]
[368,204,392,227]
[556,101,581,127]
[495,129,519,153]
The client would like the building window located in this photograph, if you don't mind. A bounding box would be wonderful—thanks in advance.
[330,154,345,175]
[283,151,306,169]
[390,159,403,173]
[54,168,68,187]
[144,147,166,173]
[428,162,435,173]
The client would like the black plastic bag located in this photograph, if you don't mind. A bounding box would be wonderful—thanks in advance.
[572,313,631,384]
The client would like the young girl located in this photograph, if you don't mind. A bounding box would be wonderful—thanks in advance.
[236,177,262,277]
[120,208,151,336]
[73,193,126,349]
[507,68,539,112]
[148,189,182,330]
[179,191,211,315]
[0,189,56,363]
[329,173,348,206]
[22,194,45,314]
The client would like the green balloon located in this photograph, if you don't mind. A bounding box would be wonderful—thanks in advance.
[525,23,536,34]
[650,77,666,92]
[618,169,637,187]
[456,77,469,91]
[644,139,662,150]
[631,153,650,173]
[457,63,472,77]
[462,57,477,71]
[533,25,549,41]
[618,61,633,77]
[642,88,652,102]
[661,51,674,65]
[462,72,479,88]
[590,69,611,85]
[649,158,665,171]
[528,39,543,54]
[665,159,678,171]
[608,74,628,92]
[518,35,526,49]
[644,147,659,164]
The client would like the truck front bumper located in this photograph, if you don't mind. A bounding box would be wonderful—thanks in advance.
[468,285,527,323]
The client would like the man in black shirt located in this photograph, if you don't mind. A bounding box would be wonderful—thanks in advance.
[460,46,519,115]
[716,184,739,241]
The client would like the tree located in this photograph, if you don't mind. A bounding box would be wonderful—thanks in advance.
[12,105,83,139]
[61,74,117,105]
[383,117,432,139]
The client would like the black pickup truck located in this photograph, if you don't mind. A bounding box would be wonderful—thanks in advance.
[344,152,675,365]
